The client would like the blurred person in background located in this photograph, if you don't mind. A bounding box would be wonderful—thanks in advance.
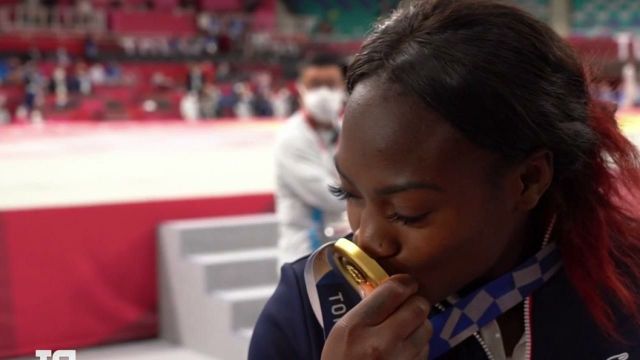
[252,72,275,117]
[186,62,205,93]
[215,61,232,82]
[273,53,349,267]
[69,62,92,96]
[252,86,274,118]
[84,34,99,62]
[5,57,24,85]
[217,82,240,118]
[89,62,107,86]
[50,66,69,108]
[18,61,44,124]
[104,61,122,84]
[620,61,638,109]
[76,0,94,28]
[272,83,295,118]
[55,47,71,68]
[199,83,221,119]
[180,91,199,122]
[593,81,619,105]
[234,81,255,119]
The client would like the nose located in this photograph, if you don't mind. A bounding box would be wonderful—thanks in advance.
[354,207,399,260]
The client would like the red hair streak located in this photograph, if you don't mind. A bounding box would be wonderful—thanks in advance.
[559,91,640,340]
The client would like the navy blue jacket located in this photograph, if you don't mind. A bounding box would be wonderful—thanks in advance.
[249,256,640,359]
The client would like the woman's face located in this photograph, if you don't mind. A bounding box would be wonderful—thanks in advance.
[335,76,534,303]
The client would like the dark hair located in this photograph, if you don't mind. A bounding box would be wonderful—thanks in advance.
[300,53,347,78]
[347,0,640,339]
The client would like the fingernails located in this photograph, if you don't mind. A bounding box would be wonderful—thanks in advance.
[417,299,430,315]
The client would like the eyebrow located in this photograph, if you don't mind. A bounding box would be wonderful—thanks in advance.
[334,158,445,196]
[375,181,444,196]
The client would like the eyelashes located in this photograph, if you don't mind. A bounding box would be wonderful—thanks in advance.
[329,185,353,200]
[329,185,429,226]
[385,213,427,225]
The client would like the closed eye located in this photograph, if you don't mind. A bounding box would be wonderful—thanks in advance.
[386,212,430,226]
[329,185,355,200]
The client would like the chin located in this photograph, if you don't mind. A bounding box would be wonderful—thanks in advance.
[416,286,443,305]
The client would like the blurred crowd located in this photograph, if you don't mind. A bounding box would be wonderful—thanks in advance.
[178,63,298,122]
[4,1,259,58]
[592,62,640,110]
[4,53,640,125]
[0,0,310,123]
[1,0,640,125]
[0,50,301,124]
[118,12,254,59]
[0,55,118,124]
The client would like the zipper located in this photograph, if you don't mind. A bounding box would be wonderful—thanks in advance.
[473,331,496,360]
[469,296,533,360]
[474,296,532,360]
[524,296,532,360]
[432,303,496,360]
[434,295,533,360]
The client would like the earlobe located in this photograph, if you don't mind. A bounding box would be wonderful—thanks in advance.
[515,150,554,211]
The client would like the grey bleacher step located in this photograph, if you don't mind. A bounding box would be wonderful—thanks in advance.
[175,215,278,256]
[217,284,277,331]
[189,247,279,291]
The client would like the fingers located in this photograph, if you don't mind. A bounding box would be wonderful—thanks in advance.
[374,297,431,359]
[323,274,432,360]
[402,320,433,360]
[371,318,432,360]
[339,274,418,328]
[380,294,431,339]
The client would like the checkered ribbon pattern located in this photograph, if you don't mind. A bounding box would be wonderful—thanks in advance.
[428,243,562,359]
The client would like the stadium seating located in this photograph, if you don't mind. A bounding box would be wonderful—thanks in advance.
[199,0,243,12]
[110,10,197,36]
[284,0,400,38]
[572,0,640,35]
[283,0,549,38]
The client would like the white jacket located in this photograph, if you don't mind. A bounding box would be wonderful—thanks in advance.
[274,111,346,266]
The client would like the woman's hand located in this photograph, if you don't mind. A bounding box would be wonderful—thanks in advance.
[320,274,432,360]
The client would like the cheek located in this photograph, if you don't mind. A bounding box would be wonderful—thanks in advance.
[400,222,490,301]
[346,201,361,232]
[402,191,514,299]
[437,189,513,268]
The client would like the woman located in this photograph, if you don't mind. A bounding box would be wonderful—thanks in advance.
[249,0,640,359]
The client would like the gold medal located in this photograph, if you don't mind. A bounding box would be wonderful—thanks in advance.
[332,238,389,296]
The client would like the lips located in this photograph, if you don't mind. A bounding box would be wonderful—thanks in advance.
[377,259,409,278]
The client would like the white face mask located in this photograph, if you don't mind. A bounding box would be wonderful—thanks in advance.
[301,86,345,125]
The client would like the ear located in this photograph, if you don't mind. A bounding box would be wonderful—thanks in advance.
[512,150,554,211]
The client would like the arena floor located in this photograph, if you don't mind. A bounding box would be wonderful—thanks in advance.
[0,120,281,210]
[617,111,640,144]
[0,114,638,212]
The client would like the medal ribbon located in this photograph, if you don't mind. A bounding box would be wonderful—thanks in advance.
[304,241,562,359]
